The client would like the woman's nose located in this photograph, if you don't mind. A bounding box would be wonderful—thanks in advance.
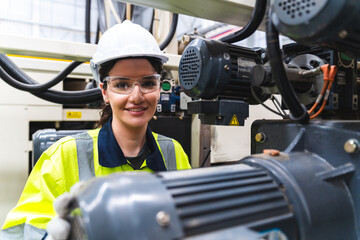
[128,84,144,102]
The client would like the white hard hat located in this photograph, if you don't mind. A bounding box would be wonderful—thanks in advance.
[90,20,168,82]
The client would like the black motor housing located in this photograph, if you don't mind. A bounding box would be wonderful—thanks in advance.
[179,38,267,103]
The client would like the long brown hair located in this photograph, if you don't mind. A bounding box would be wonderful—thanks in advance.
[97,57,163,127]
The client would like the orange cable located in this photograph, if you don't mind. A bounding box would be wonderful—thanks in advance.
[308,64,330,114]
[310,65,337,119]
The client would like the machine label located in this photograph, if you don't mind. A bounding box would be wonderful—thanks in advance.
[237,57,256,79]
[230,114,239,126]
[66,111,82,119]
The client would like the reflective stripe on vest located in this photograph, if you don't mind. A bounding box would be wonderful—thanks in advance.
[156,134,177,171]
[1,223,46,240]
[74,131,178,180]
[74,132,95,181]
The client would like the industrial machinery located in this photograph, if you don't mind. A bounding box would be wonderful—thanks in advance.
[56,0,360,239]
[2,0,360,239]
[178,38,267,125]
[270,0,360,58]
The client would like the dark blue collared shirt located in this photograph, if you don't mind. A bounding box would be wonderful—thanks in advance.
[98,119,167,172]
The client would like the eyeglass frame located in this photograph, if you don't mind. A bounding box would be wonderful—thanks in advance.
[103,73,162,95]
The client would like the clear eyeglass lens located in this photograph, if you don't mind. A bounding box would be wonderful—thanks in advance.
[105,74,160,94]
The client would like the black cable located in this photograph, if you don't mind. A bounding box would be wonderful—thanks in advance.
[0,54,102,104]
[0,54,83,92]
[265,12,309,123]
[85,0,91,43]
[251,86,286,118]
[0,54,33,84]
[200,150,211,168]
[0,64,102,104]
[95,19,100,44]
[271,95,287,116]
[159,13,178,50]
[221,0,267,43]
[272,99,285,116]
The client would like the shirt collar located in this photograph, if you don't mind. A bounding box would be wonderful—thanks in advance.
[98,118,167,172]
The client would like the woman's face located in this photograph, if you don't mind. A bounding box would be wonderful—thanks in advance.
[100,58,160,130]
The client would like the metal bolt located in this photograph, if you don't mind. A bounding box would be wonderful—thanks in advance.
[338,30,348,39]
[181,35,190,44]
[344,139,359,154]
[223,52,230,60]
[156,211,171,227]
[255,132,266,143]
[261,52,267,60]
[224,64,230,71]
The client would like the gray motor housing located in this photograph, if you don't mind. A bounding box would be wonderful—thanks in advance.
[69,120,360,240]
[271,0,360,58]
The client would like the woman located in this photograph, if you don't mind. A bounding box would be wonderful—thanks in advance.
[1,20,191,240]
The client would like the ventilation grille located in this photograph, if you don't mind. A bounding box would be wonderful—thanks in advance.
[179,47,201,89]
[161,168,292,237]
[274,0,328,25]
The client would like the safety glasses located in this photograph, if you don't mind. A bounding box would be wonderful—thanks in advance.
[103,74,161,94]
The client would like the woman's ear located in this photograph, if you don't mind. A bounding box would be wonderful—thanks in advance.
[99,83,109,103]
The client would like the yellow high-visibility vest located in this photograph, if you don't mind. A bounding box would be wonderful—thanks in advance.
[1,128,191,239]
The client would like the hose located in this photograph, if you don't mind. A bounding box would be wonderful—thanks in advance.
[221,0,267,43]
[0,65,102,104]
[265,12,309,123]
[0,54,102,104]
[0,54,82,92]
[85,0,91,43]
[159,13,178,50]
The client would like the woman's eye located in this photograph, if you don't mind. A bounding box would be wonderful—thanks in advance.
[114,81,129,89]
[142,80,156,87]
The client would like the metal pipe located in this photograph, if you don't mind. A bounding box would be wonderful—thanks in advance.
[114,0,258,29]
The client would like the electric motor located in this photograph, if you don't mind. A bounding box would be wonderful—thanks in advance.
[179,38,268,103]
[270,0,360,58]
[68,124,358,240]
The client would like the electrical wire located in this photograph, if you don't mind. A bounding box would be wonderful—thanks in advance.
[308,64,329,114]
[85,0,91,43]
[0,64,102,104]
[159,13,178,50]
[251,86,287,118]
[0,54,102,104]
[265,11,309,123]
[221,0,267,43]
[271,95,287,116]
[200,149,211,168]
[95,20,100,44]
[309,65,337,119]
[0,54,83,92]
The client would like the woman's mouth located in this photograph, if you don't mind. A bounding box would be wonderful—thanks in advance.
[126,107,147,112]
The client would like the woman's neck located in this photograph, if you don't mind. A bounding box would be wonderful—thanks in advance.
[111,119,147,157]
